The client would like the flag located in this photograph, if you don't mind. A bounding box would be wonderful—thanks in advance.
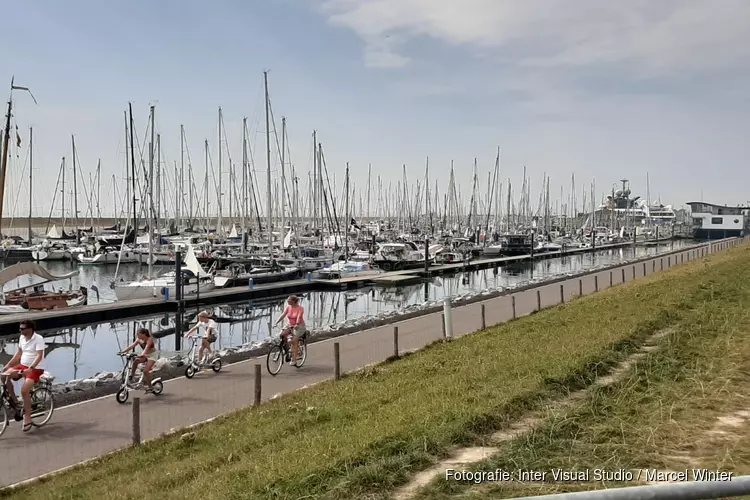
[16,128,21,147]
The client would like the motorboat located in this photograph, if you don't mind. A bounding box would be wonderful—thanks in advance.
[0,262,88,314]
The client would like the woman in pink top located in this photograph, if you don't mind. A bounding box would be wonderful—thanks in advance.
[274,295,306,363]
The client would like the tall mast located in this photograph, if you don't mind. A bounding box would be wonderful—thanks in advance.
[156,133,161,241]
[0,78,36,237]
[217,107,223,235]
[61,157,66,228]
[264,71,273,256]
[0,91,12,236]
[204,140,209,229]
[27,126,33,242]
[179,124,184,228]
[128,103,137,237]
[124,112,130,228]
[312,130,317,230]
[241,117,248,234]
[96,160,101,231]
[148,105,155,278]
[280,116,286,246]
[71,135,80,244]
[345,162,350,260]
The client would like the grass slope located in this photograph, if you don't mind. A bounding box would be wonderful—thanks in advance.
[3,247,742,500]
[415,245,750,499]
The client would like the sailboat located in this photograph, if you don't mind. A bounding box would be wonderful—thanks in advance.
[113,242,215,301]
[0,262,88,314]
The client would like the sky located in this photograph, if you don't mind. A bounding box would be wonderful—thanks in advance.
[1,0,749,220]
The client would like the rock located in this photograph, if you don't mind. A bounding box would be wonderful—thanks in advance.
[75,379,98,391]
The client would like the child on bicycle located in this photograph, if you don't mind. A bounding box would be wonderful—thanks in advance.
[119,327,157,393]
[184,311,218,367]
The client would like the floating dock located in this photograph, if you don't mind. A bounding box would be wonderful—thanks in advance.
[0,241,648,334]
[371,274,423,287]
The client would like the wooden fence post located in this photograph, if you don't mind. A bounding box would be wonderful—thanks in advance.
[480,304,486,329]
[334,343,341,380]
[132,397,141,446]
[254,364,261,406]
[511,295,516,320]
[536,290,541,311]
[578,279,583,296]
[559,284,564,303]
[393,326,399,357]
[594,275,599,292]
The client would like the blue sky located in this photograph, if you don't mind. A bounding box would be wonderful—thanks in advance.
[2,0,750,219]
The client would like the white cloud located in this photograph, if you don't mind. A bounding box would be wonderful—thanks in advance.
[319,0,750,76]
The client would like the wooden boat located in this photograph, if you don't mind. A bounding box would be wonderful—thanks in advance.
[0,262,88,314]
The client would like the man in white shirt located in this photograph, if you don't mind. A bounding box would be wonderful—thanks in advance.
[2,319,46,431]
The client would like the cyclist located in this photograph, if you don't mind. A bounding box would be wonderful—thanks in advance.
[274,295,305,363]
[120,327,157,393]
[184,311,217,367]
[1,320,46,432]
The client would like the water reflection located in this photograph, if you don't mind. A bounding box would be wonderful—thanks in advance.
[1,241,692,383]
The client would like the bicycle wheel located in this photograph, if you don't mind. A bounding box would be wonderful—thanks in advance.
[0,404,8,437]
[266,345,284,376]
[30,387,54,427]
[294,340,307,368]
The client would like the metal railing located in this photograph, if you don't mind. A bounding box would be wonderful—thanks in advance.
[509,475,750,500]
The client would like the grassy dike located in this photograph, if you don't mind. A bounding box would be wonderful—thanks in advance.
[3,246,743,500]
[416,245,750,499]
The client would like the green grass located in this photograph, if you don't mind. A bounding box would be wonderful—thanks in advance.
[414,245,750,499]
[3,246,744,500]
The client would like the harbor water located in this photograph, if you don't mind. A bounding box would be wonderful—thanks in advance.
[0,241,694,384]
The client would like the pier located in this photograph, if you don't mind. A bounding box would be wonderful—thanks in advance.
[0,241,663,333]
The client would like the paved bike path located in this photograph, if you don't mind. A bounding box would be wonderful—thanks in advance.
[0,246,704,487]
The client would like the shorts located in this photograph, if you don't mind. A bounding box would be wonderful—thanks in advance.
[142,351,158,361]
[7,365,44,383]
[282,325,306,338]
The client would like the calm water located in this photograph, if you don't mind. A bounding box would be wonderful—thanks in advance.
[0,241,695,383]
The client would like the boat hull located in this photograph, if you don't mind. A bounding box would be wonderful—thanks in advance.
[214,269,300,288]
[114,280,215,301]
[693,228,744,240]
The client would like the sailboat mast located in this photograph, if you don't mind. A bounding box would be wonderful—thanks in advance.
[264,71,273,256]
[312,130,317,230]
[156,133,161,241]
[367,163,371,222]
[241,117,248,234]
[0,92,12,236]
[178,125,184,228]
[27,126,33,242]
[280,116,286,246]
[96,160,101,231]
[71,136,80,244]
[345,162,349,260]
[128,103,137,239]
[217,107,223,235]
[148,105,155,278]
[124,112,130,227]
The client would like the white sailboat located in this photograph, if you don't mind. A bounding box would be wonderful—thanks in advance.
[113,243,214,301]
